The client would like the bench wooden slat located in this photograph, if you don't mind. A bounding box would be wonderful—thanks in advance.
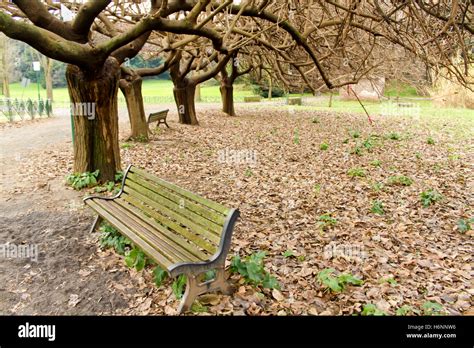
[122,186,221,245]
[114,198,212,261]
[124,179,223,236]
[96,199,189,264]
[86,199,173,268]
[119,195,217,254]
[127,172,226,226]
[102,200,203,263]
[130,166,229,216]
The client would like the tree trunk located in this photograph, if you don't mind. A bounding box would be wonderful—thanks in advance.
[66,57,121,182]
[220,83,235,116]
[1,34,10,97]
[173,84,198,125]
[45,58,53,102]
[119,74,148,141]
[195,83,201,102]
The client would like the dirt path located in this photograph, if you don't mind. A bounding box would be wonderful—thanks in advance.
[0,105,178,315]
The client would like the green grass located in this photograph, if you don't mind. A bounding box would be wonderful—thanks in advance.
[5,80,474,126]
[6,79,256,104]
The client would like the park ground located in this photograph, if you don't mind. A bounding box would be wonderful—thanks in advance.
[0,89,473,315]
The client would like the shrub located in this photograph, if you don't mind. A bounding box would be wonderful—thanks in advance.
[252,84,285,98]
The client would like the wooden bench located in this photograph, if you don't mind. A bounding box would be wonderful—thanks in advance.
[148,109,170,128]
[84,165,240,313]
[287,97,302,106]
[244,96,261,103]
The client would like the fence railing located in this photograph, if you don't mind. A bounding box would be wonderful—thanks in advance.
[0,97,53,122]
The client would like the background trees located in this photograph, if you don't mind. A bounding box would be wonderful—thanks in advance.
[0,0,472,181]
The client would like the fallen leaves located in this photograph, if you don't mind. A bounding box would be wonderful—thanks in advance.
[3,105,473,316]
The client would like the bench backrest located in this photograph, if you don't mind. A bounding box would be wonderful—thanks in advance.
[148,109,169,123]
[118,165,236,268]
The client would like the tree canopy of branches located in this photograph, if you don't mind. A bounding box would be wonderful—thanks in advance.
[0,0,472,180]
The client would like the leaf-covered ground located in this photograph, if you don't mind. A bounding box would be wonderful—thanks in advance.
[3,104,473,315]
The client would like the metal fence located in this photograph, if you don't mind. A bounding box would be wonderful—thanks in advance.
[0,97,53,122]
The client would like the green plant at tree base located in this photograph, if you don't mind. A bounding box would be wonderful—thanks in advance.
[230,251,280,290]
[420,189,443,207]
[66,170,100,190]
[361,303,387,316]
[316,268,363,293]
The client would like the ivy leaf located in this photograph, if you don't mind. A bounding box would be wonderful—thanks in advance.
[153,266,168,287]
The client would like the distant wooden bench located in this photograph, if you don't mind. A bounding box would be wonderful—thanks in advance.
[148,109,169,128]
[287,97,302,106]
[244,96,261,103]
[84,165,240,313]
[397,103,415,108]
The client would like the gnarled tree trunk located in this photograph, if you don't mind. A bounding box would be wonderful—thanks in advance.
[173,84,198,125]
[44,57,53,102]
[66,57,121,182]
[220,82,235,116]
[119,73,148,141]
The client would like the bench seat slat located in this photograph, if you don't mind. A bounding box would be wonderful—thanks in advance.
[127,172,226,226]
[114,198,212,261]
[123,186,221,245]
[130,167,229,216]
[125,180,222,236]
[101,200,203,263]
[86,199,173,269]
[120,194,217,254]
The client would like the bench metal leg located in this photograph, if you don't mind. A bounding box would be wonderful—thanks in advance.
[177,266,234,314]
[89,215,103,233]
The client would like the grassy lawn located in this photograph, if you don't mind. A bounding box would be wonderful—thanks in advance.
[6,79,256,104]
[5,79,474,125]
